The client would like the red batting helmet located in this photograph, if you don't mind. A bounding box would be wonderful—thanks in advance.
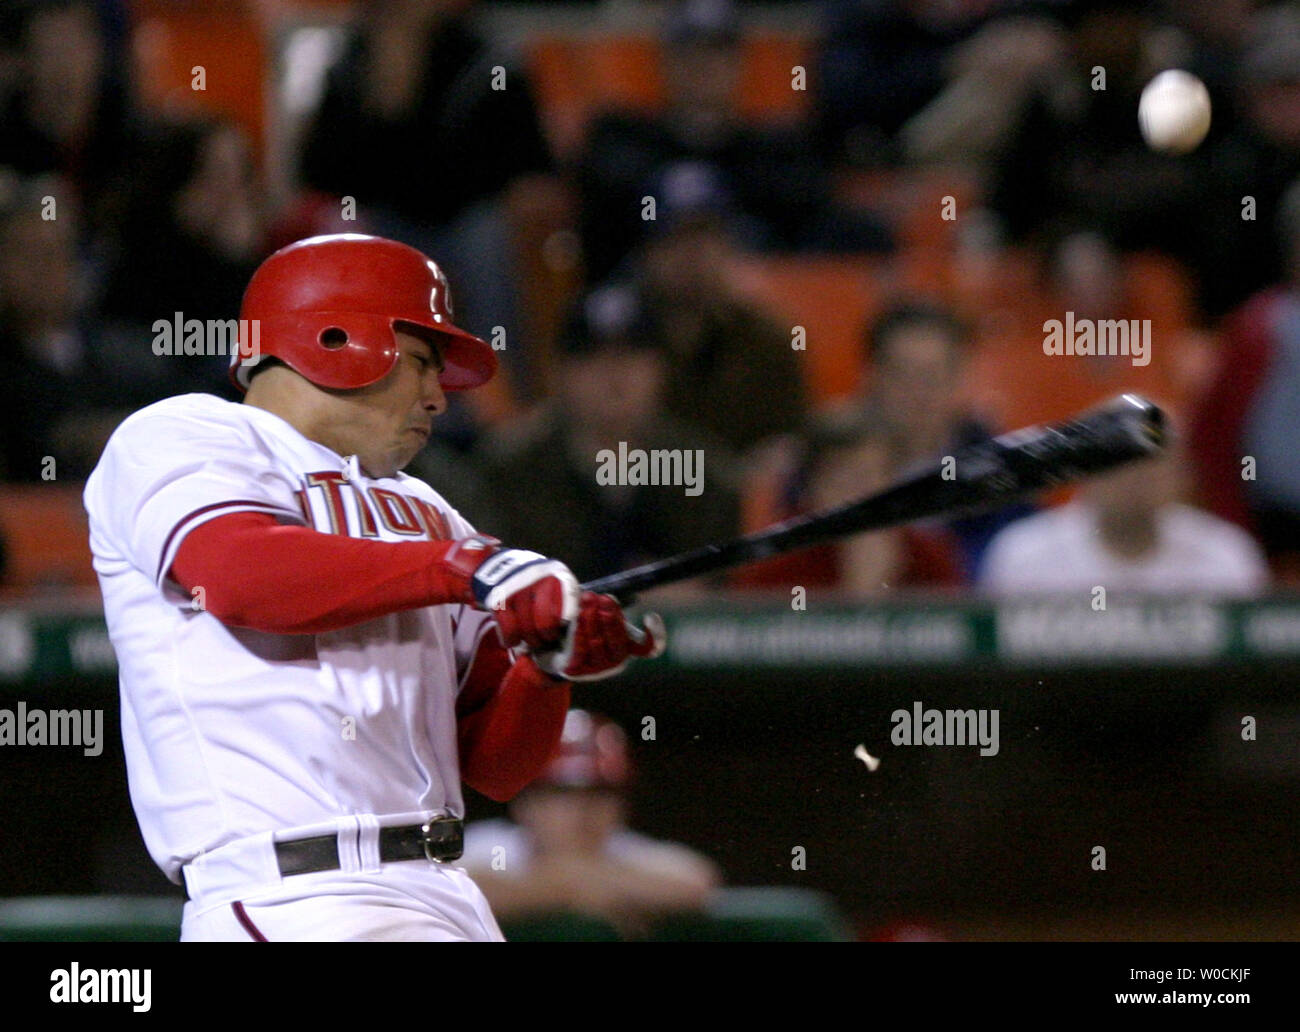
[538,710,630,789]
[230,234,497,392]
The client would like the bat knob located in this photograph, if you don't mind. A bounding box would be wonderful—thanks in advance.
[625,613,666,659]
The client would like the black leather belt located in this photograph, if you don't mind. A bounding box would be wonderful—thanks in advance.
[275,817,465,876]
[180,817,465,899]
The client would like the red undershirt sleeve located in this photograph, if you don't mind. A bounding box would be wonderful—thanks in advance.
[455,628,570,802]
[169,510,467,635]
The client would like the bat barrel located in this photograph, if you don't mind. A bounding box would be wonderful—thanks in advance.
[581,394,1167,602]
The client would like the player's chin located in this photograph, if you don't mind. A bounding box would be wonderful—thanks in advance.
[395,432,428,469]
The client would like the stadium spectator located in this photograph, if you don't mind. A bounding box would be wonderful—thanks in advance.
[980,443,1269,595]
[899,10,1067,173]
[299,0,554,346]
[988,0,1205,270]
[0,0,132,237]
[733,409,963,596]
[814,0,1001,167]
[1190,176,1300,585]
[0,176,149,480]
[476,283,740,584]
[1184,6,1300,318]
[851,299,1032,578]
[577,0,889,284]
[462,710,720,940]
[633,162,808,456]
[103,118,268,396]
[964,227,1202,433]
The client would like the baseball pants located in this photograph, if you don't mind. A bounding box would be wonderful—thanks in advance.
[178,813,505,942]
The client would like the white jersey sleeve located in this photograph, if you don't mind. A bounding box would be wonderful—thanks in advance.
[85,395,307,602]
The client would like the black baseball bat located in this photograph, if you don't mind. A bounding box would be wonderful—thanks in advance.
[582,393,1166,603]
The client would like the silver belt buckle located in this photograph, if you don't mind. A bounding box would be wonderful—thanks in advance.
[420,815,464,864]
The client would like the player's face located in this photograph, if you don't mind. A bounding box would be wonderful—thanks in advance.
[333,329,447,477]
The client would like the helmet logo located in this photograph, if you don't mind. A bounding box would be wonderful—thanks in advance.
[429,263,453,322]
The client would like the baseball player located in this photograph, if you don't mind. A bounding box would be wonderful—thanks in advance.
[83,234,664,942]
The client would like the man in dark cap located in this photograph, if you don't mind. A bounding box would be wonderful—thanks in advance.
[577,0,889,284]
[632,161,810,456]
[476,283,740,585]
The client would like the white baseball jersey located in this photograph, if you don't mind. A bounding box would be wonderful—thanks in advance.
[979,501,1270,595]
[84,393,498,886]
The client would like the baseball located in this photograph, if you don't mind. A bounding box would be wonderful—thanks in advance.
[1138,70,1211,154]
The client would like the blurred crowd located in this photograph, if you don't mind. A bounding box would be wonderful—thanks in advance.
[3,0,1300,594]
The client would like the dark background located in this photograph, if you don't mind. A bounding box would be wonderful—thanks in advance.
[6,656,1295,939]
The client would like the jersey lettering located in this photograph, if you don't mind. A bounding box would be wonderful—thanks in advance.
[302,472,443,541]
[371,489,425,536]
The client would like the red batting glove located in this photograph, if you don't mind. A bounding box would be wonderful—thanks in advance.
[532,591,666,682]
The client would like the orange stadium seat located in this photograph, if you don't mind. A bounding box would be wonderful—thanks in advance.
[129,0,268,159]
[0,486,95,592]
[528,32,814,160]
[894,167,980,254]
[961,252,1200,433]
[730,255,884,405]
[528,35,665,159]
[735,34,812,125]
[832,166,980,255]
[1125,252,1196,330]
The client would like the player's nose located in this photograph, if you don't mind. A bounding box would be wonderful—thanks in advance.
[423,372,447,415]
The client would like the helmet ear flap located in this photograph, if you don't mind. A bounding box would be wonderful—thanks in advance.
[237,311,401,390]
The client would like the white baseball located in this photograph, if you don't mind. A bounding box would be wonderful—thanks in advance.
[1138,70,1211,154]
